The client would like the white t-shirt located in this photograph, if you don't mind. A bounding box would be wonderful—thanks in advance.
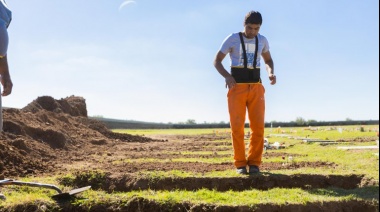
[219,32,270,69]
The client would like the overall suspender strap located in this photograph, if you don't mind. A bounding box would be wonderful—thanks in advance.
[238,32,248,69]
[253,34,258,70]
[238,32,258,70]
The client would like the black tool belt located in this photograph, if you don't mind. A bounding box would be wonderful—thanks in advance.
[231,67,261,83]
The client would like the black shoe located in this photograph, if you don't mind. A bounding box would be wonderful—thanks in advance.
[236,166,247,175]
[249,165,260,174]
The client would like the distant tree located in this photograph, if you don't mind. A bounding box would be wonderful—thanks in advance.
[346,118,353,121]
[307,119,317,123]
[185,119,196,124]
[295,117,306,126]
[92,115,104,118]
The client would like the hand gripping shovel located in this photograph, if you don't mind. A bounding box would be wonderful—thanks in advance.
[0,179,91,200]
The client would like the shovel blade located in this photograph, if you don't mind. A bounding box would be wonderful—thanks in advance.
[52,186,91,200]
[69,186,91,195]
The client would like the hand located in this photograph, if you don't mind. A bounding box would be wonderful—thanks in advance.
[225,76,236,89]
[269,74,276,85]
[1,77,12,96]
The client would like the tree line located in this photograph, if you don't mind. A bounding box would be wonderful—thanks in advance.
[91,116,379,129]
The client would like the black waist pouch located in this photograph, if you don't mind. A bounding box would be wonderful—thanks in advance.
[231,68,261,83]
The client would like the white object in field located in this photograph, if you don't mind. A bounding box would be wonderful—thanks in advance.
[273,142,281,149]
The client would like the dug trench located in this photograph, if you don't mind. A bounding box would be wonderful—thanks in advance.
[1,96,378,211]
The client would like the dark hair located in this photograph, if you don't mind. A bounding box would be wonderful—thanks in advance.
[244,11,262,25]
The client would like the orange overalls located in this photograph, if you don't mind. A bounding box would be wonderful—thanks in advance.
[228,32,265,168]
[228,83,265,168]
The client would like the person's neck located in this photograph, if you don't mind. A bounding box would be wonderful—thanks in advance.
[242,33,256,39]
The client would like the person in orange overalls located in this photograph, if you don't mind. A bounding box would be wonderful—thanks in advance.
[213,11,276,175]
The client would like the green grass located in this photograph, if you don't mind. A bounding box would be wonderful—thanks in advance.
[267,125,378,140]
[2,186,377,210]
[113,128,231,136]
[70,187,379,207]
[114,125,378,138]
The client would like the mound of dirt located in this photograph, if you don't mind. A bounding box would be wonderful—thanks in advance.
[1,95,158,178]
[22,95,88,117]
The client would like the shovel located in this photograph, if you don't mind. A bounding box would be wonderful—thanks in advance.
[0,179,91,200]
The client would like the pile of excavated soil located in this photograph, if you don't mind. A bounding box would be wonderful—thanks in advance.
[1,96,158,178]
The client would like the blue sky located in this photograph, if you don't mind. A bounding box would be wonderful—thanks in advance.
[4,0,379,123]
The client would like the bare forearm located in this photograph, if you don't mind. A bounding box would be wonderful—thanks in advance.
[214,61,231,79]
[265,59,274,76]
[0,57,10,76]
[0,56,13,96]
[265,59,276,85]
[213,59,237,88]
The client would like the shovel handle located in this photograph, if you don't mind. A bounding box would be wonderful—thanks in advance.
[0,179,12,184]
[0,180,62,194]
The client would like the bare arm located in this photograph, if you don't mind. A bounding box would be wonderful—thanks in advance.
[213,51,236,89]
[0,55,13,96]
[262,50,276,85]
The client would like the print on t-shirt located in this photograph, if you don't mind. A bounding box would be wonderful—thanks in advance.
[239,43,256,69]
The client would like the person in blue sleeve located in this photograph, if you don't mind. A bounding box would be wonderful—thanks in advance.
[0,0,13,199]
[0,0,13,134]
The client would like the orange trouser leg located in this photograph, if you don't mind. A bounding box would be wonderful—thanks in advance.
[246,84,265,167]
[228,84,249,168]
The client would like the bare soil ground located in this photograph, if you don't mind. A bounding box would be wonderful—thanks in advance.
[1,96,378,211]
